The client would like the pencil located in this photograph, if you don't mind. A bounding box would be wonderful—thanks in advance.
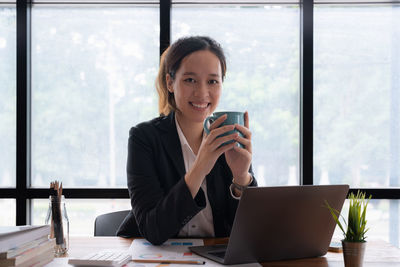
[133,259,205,265]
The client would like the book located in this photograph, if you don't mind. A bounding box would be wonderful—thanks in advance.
[0,239,55,267]
[0,236,48,259]
[0,226,50,254]
[13,248,54,267]
[30,253,54,267]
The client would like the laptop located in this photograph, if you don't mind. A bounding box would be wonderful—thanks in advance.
[189,184,349,265]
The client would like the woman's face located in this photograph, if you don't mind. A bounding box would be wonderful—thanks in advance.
[167,49,222,124]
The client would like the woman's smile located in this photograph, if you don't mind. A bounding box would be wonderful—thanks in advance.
[189,102,210,111]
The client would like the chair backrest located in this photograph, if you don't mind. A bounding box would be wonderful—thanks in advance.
[94,210,131,236]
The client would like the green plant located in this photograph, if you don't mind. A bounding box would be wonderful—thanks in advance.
[325,191,372,242]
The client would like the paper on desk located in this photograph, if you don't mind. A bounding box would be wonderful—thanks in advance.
[128,239,261,267]
[129,238,205,262]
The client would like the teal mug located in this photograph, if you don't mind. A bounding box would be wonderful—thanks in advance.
[203,111,245,148]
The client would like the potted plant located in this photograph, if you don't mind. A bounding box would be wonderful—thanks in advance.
[325,190,372,267]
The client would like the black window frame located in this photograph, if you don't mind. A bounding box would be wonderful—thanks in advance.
[0,0,399,228]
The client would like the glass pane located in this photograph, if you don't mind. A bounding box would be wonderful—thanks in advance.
[0,199,16,226]
[315,0,391,2]
[332,199,400,248]
[172,5,300,186]
[32,0,158,4]
[0,6,16,188]
[314,5,400,187]
[34,0,156,2]
[31,6,159,188]
[32,198,131,236]
[172,0,298,2]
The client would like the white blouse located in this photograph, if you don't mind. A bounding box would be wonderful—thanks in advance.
[175,116,215,237]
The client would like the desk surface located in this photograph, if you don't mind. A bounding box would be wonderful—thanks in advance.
[45,237,400,267]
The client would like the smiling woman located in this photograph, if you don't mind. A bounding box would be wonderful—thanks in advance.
[117,36,257,245]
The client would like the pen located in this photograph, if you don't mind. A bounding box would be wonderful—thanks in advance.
[133,259,206,265]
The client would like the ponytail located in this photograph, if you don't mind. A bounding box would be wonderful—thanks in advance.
[156,47,175,116]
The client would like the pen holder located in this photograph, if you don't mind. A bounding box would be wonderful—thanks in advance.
[45,195,69,256]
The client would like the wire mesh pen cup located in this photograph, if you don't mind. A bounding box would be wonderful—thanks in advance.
[45,195,69,256]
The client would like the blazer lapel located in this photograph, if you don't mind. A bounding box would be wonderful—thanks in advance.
[157,112,186,179]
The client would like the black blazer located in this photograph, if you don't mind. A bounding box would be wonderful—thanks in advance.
[117,112,257,245]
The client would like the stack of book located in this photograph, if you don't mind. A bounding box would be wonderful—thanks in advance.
[0,225,55,267]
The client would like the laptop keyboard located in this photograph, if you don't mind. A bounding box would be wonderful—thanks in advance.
[208,250,226,259]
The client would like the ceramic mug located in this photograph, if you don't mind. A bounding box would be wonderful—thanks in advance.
[203,111,245,148]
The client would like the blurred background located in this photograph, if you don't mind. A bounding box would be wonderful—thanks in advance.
[0,0,399,247]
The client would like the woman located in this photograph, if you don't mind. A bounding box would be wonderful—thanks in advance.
[117,36,257,245]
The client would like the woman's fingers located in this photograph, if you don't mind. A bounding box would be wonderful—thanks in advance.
[206,124,235,143]
[205,112,252,153]
[216,141,237,155]
[234,124,252,140]
[244,111,249,129]
[232,144,251,157]
[234,136,252,153]
[208,114,227,131]
[210,132,239,149]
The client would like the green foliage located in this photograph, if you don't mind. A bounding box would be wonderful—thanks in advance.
[2,6,399,189]
[325,191,372,242]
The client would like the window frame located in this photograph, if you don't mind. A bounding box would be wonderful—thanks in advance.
[0,0,398,227]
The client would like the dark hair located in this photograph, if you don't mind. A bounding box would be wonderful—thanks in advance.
[156,36,227,116]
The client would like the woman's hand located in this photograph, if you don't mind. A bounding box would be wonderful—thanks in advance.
[225,111,252,186]
[185,114,238,198]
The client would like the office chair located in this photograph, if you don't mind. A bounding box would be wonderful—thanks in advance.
[94,210,140,237]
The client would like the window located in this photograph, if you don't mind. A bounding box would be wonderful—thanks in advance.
[31,4,159,188]
[32,199,131,235]
[314,5,400,188]
[332,200,400,246]
[172,4,300,186]
[314,4,400,247]
[1,0,399,245]
[0,5,16,187]
[0,199,16,226]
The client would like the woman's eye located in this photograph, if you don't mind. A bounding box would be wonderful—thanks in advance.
[208,80,219,85]
[184,78,196,83]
